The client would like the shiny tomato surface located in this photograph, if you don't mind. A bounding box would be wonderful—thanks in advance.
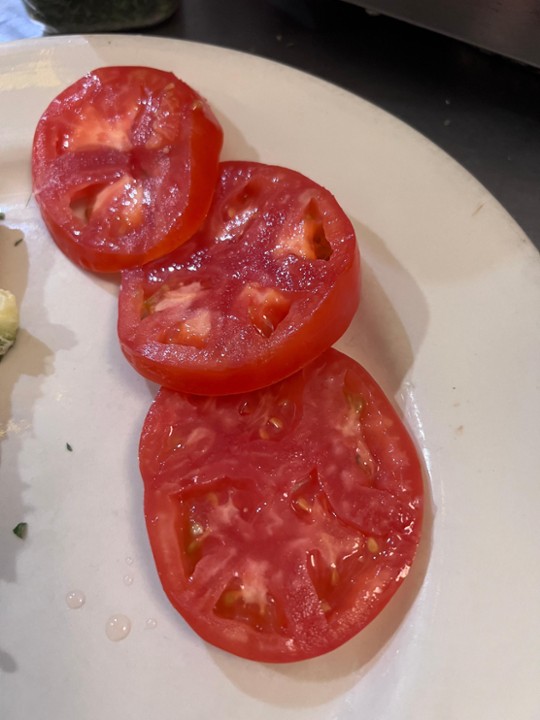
[32,66,223,272]
[119,161,360,394]
[140,348,423,663]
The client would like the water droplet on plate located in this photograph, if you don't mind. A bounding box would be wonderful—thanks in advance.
[123,574,134,586]
[66,590,86,609]
[125,556,134,566]
[145,618,157,630]
[105,614,131,641]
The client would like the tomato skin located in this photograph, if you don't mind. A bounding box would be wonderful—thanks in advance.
[119,161,361,395]
[32,66,223,272]
[140,349,423,663]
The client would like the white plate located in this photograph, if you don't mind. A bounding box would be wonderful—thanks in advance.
[1,35,539,720]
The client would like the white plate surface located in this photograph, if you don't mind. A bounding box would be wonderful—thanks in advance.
[1,35,539,720]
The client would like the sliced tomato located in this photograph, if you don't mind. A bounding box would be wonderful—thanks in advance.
[140,348,423,663]
[118,161,360,394]
[32,66,223,272]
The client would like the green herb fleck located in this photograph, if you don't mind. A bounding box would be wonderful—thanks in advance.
[66,442,73,452]
[12,522,28,539]
[14,237,23,247]
[0,211,5,220]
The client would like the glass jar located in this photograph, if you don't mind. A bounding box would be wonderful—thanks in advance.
[22,0,179,34]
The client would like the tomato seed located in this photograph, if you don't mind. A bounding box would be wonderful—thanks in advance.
[367,537,379,553]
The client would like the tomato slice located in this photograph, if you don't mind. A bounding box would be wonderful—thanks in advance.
[140,348,423,663]
[32,66,223,272]
[118,161,360,394]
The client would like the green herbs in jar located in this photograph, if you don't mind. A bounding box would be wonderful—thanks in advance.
[22,0,179,33]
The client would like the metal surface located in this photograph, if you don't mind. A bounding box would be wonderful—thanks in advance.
[346,0,540,69]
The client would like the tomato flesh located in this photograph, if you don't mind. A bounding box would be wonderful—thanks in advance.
[140,349,423,662]
[32,66,223,272]
[119,161,360,394]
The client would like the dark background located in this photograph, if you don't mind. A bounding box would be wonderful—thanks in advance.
[3,0,540,249]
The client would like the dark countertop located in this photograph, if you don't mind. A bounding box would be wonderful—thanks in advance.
[2,0,539,250]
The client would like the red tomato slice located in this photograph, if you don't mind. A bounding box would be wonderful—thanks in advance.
[140,348,423,663]
[32,66,223,272]
[118,161,360,394]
